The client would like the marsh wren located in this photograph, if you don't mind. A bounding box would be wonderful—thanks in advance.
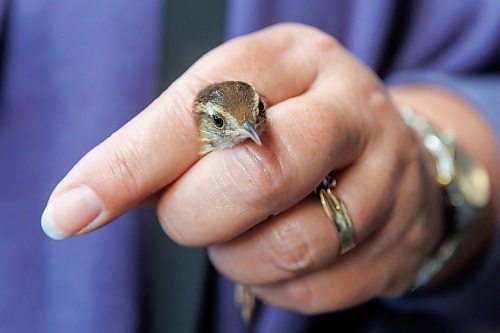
[193,81,266,154]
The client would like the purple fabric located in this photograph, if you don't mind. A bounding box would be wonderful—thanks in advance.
[0,0,499,332]
[0,1,162,332]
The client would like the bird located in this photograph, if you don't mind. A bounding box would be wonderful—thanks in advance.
[193,81,267,154]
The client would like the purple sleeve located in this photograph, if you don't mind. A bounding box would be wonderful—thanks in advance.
[383,0,500,133]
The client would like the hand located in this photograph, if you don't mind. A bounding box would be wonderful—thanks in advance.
[42,23,459,313]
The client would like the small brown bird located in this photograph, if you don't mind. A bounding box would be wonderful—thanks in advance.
[193,81,267,154]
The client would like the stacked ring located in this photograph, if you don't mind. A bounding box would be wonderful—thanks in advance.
[316,176,356,254]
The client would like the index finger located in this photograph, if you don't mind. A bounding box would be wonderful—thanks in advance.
[41,24,328,239]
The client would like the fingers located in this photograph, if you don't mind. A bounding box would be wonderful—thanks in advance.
[207,134,406,284]
[214,138,443,314]
[208,197,339,284]
[41,24,336,239]
[157,81,372,246]
[250,214,434,314]
[249,240,403,314]
[245,204,436,314]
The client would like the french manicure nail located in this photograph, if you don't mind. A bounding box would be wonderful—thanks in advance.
[41,185,105,240]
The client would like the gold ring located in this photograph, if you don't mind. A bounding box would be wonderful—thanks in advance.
[316,176,356,254]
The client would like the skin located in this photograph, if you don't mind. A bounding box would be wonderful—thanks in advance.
[43,24,498,313]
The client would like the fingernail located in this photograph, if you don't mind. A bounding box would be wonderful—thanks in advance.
[41,185,105,240]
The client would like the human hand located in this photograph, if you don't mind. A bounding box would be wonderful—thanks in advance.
[42,23,446,313]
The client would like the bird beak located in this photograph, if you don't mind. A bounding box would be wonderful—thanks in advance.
[241,120,262,145]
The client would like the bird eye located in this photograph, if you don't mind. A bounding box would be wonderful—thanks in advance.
[212,114,224,128]
[258,99,265,115]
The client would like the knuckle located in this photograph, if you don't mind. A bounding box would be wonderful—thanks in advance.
[298,95,340,148]
[104,142,143,195]
[390,113,424,170]
[275,22,340,51]
[401,128,422,165]
[164,79,205,133]
[402,218,428,253]
[266,219,315,274]
[308,28,340,53]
